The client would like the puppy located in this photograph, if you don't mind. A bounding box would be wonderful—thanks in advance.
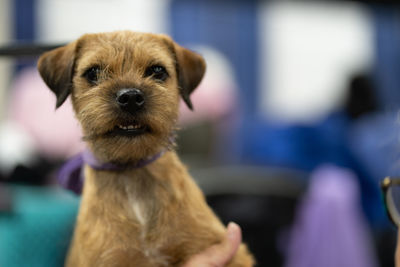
[38,31,254,267]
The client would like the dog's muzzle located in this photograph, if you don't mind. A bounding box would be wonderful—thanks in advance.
[116,88,145,115]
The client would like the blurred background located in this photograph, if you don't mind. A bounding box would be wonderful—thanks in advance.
[1,0,400,266]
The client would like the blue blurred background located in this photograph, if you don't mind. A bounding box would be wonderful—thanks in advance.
[1,1,400,266]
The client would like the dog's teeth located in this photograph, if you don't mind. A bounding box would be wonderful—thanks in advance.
[117,124,143,131]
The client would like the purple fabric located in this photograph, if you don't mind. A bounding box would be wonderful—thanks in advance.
[284,165,378,267]
[58,149,164,194]
[58,153,85,194]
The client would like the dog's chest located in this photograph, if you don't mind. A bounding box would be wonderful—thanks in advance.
[120,173,175,266]
[121,171,161,225]
[76,160,203,266]
[131,200,147,225]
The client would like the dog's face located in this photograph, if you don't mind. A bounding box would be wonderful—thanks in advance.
[38,31,205,163]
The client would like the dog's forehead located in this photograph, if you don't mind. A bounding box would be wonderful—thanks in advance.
[77,32,175,68]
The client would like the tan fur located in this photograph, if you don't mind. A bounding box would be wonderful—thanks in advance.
[38,31,254,267]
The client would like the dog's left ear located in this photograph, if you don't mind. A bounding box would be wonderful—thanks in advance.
[159,34,206,110]
[174,44,206,110]
[37,42,77,108]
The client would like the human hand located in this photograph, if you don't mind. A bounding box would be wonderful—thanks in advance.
[183,222,242,267]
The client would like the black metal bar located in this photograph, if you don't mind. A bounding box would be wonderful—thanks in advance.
[0,43,65,57]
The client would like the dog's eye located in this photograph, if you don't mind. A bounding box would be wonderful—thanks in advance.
[83,66,101,84]
[145,65,168,81]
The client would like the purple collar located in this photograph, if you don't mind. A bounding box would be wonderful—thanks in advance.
[82,149,164,171]
[58,149,164,195]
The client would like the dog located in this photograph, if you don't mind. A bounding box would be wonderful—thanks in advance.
[37,31,254,266]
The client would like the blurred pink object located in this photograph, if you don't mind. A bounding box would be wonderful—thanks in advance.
[179,46,238,125]
[8,67,84,159]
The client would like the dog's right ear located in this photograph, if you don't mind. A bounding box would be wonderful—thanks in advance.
[37,42,77,108]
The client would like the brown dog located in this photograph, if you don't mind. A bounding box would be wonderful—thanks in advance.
[38,31,254,267]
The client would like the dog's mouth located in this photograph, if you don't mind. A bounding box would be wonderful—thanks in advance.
[107,121,149,137]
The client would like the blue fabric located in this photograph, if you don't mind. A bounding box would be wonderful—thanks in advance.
[239,113,350,171]
[170,0,260,163]
[14,0,35,41]
[0,185,79,267]
[170,0,259,116]
[239,112,387,228]
[349,112,400,180]
[373,7,400,110]
[14,0,36,72]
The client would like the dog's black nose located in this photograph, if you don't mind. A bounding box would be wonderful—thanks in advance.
[116,88,145,114]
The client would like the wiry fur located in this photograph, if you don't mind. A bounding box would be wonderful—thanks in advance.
[38,31,254,267]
